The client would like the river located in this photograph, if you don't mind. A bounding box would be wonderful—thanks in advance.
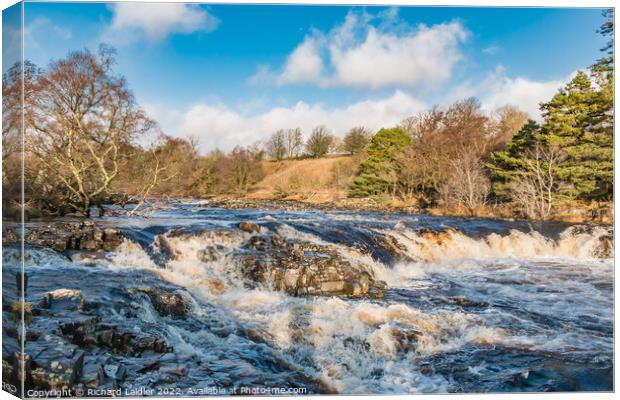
[2,200,614,395]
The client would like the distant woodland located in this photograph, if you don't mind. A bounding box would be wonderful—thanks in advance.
[2,10,613,221]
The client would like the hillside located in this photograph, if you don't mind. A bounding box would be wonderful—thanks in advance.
[246,155,359,203]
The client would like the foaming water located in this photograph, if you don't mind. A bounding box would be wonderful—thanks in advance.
[6,204,613,393]
[382,225,612,262]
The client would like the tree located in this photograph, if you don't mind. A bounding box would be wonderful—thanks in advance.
[349,127,411,197]
[593,8,613,74]
[396,99,492,204]
[439,149,490,216]
[508,144,565,220]
[490,105,529,151]
[487,120,542,200]
[24,46,154,216]
[343,126,371,155]
[285,128,303,158]
[539,71,613,199]
[214,146,265,194]
[265,129,287,161]
[305,126,334,158]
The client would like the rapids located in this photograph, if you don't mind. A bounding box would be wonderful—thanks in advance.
[2,201,614,394]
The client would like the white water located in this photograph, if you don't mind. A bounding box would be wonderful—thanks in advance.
[104,221,613,393]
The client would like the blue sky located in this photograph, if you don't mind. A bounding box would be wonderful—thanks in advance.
[6,2,610,152]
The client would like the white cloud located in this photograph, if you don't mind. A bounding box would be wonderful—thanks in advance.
[278,35,326,85]
[105,3,219,42]
[476,66,570,119]
[151,67,571,153]
[163,91,426,153]
[253,10,468,89]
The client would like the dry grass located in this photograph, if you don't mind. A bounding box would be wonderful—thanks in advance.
[247,156,358,202]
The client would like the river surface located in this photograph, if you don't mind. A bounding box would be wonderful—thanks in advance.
[2,201,614,394]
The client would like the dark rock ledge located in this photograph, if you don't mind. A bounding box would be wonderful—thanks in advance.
[2,221,123,253]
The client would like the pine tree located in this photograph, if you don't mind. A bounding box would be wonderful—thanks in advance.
[539,72,613,199]
[348,127,411,197]
[486,120,542,199]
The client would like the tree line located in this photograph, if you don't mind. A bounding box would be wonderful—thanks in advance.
[263,125,371,160]
[2,10,612,220]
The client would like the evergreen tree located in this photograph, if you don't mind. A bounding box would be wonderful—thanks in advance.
[349,127,411,197]
[486,120,542,199]
[539,72,613,199]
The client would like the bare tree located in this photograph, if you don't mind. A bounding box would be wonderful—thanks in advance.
[265,129,287,161]
[439,149,490,216]
[285,128,303,158]
[343,126,371,155]
[215,146,265,193]
[305,125,334,158]
[24,46,154,216]
[489,105,529,151]
[509,144,565,220]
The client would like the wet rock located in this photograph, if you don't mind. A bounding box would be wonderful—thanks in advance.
[28,341,84,390]
[159,363,187,377]
[103,363,127,381]
[12,222,123,253]
[135,287,189,319]
[390,328,421,353]
[80,358,105,389]
[60,315,99,347]
[197,245,227,262]
[237,221,261,233]
[2,359,15,383]
[2,227,19,243]
[238,234,385,298]
[596,234,614,258]
[40,289,85,312]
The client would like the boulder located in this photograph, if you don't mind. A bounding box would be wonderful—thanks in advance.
[135,287,189,319]
[238,234,385,298]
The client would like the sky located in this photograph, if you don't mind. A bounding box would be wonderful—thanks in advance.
[3,2,610,152]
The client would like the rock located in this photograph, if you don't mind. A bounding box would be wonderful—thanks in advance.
[80,358,105,389]
[135,287,189,319]
[28,342,84,390]
[60,315,99,346]
[2,359,15,383]
[197,245,226,262]
[16,222,123,253]
[2,227,19,243]
[237,222,261,233]
[40,289,85,312]
[238,234,385,298]
[159,363,187,377]
[103,363,127,381]
[596,234,614,258]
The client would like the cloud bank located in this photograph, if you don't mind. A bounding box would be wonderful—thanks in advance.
[148,91,426,153]
[151,67,570,154]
